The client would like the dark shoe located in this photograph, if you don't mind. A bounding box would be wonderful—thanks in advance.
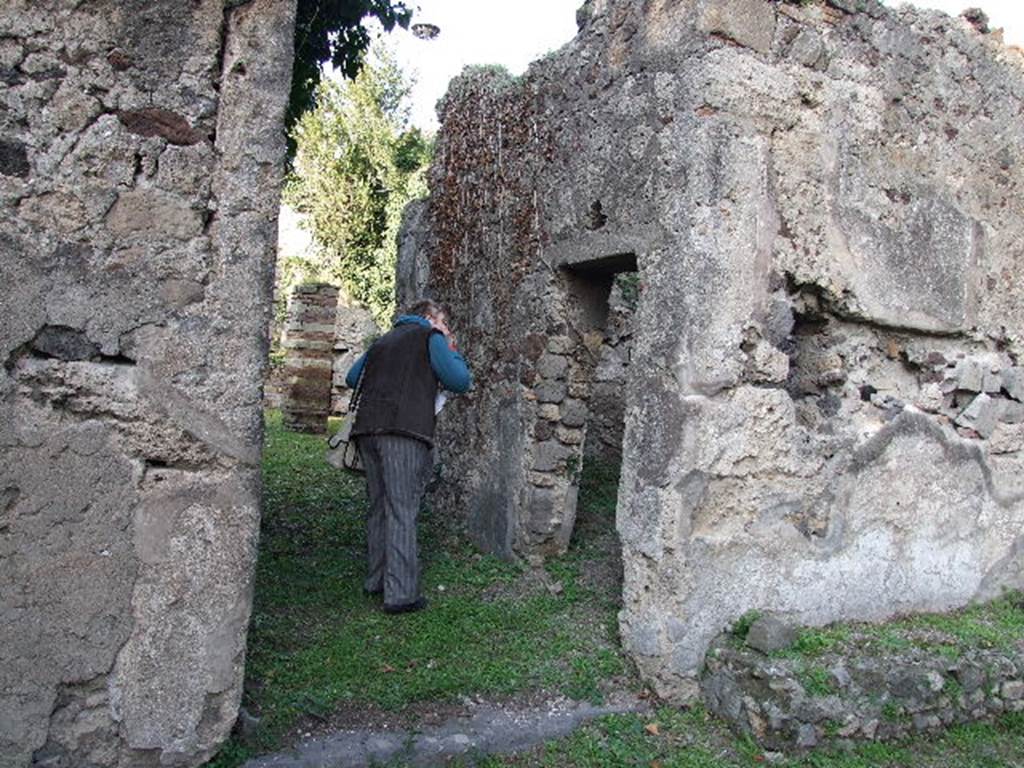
[363,586,383,597]
[383,597,428,614]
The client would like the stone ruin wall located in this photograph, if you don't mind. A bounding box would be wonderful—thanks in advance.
[0,1,295,765]
[586,275,635,463]
[330,292,378,415]
[404,0,1024,700]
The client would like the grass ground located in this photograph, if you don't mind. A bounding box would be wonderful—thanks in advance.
[208,411,1024,767]
[207,411,632,766]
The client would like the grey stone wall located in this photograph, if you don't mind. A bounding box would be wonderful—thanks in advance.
[0,1,295,765]
[407,0,1024,700]
[331,291,378,415]
[585,275,635,463]
[703,616,1024,750]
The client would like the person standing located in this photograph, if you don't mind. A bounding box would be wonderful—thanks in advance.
[344,299,471,613]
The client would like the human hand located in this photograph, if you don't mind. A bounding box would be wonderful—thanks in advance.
[431,314,453,344]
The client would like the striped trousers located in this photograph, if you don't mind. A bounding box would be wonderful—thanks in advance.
[356,434,431,607]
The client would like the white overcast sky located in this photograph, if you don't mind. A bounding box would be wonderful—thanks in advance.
[372,0,1023,132]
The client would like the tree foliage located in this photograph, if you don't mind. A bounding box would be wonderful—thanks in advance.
[289,0,413,146]
[283,48,431,326]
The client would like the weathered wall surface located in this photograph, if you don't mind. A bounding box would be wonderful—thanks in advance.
[585,276,635,463]
[409,0,1024,698]
[331,291,378,415]
[0,1,295,765]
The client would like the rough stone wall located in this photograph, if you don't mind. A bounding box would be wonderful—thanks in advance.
[0,1,295,765]
[407,0,1024,699]
[585,275,635,463]
[280,283,338,433]
[331,292,378,415]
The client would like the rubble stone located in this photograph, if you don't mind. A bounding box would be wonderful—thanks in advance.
[745,615,799,654]
[702,620,1024,751]
[1003,368,1024,401]
[955,393,1002,438]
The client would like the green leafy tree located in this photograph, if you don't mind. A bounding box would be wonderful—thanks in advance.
[284,47,431,326]
[289,0,413,148]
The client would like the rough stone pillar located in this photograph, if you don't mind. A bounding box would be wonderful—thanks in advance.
[281,283,339,433]
[331,292,378,415]
[0,0,296,765]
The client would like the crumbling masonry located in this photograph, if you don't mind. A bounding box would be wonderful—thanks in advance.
[4,0,1024,763]
[0,1,295,765]
[399,0,1024,700]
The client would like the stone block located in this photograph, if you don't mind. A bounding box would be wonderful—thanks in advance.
[745,615,798,654]
[560,398,588,428]
[788,28,826,70]
[1002,681,1024,701]
[1003,368,1024,401]
[534,419,555,442]
[538,403,560,421]
[532,440,573,472]
[556,425,584,445]
[535,380,567,404]
[526,486,563,534]
[697,0,777,54]
[795,723,818,748]
[989,424,1024,454]
[953,664,986,694]
[1001,402,1024,424]
[0,138,30,178]
[953,359,985,392]
[955,393,1002,438]
[547,335,574,354]
[567,381,590,399]
[537,353,569,379]
[529,471,557,488]
[914,382,944,413]
[582,330,604,356]
[106,187,203,240]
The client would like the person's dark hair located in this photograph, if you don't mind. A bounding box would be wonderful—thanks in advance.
[406,299,447,320]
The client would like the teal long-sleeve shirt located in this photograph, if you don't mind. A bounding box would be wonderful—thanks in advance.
[345,315,472,393]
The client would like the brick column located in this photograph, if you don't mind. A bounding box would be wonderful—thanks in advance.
[281,283,339,433]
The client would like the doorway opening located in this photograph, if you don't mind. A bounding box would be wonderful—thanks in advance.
[557,252,638,554]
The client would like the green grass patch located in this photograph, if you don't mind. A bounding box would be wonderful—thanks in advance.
[731,610,762,642]
[898,594,1024,650]
[207,412,1024,768]
[881,700,903,723]
[770,593,1024,662]
[797,664,836,697]
[207,413,632,765]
